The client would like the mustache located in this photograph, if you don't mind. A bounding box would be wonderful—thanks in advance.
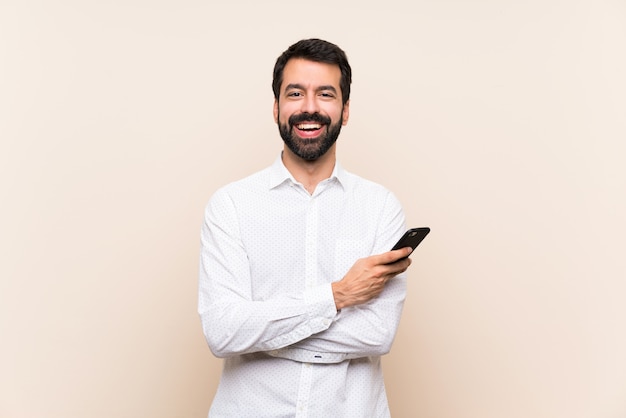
[288,112,331,126]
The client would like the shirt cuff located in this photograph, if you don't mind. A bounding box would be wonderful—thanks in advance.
[266,283,343,363]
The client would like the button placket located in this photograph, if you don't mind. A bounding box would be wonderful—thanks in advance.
[304,197,318,290]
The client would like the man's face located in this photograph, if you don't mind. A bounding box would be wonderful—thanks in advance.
[274,58,350,161]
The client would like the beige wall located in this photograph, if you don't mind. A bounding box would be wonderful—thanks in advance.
[1,1,625,417]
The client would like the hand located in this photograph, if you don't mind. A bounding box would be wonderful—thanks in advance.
[331,247,412,310]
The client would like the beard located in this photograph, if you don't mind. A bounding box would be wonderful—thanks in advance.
[278,110,343,161]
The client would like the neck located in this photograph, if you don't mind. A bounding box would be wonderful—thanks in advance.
[282,146,336,194]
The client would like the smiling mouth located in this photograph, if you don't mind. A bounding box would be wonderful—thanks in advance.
[296,123,323,131]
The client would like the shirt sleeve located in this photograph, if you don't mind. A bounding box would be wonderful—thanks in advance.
[198,188,338,358]
[267,191,408,364]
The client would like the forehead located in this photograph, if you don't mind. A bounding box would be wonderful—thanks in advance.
[281,58,342,92]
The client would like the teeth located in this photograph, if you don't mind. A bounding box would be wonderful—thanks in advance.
[297,123,321,130]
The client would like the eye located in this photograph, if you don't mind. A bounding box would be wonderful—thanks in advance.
[319,91,336,99]
[287,91,302,97]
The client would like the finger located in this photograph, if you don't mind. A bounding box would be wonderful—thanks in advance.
[387,257,411,275]
[392,247,413,259]
[374,247,413,265]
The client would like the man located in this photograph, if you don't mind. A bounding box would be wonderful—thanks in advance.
[198,38,413,417]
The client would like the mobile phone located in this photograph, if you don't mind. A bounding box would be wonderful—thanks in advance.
[391,227,430,252]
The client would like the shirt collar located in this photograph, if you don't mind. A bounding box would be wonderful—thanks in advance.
[268,152,349,190]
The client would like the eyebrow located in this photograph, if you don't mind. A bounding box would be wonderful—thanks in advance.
[284,83,338,94]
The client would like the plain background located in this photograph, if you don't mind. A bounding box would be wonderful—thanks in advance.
[1,1,625,417]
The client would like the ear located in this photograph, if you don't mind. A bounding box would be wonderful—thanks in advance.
[341,100,350,126]
[273,99,279,123]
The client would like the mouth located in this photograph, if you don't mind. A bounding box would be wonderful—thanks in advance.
[286,112,331,139]
[295,123,323,131]
[293,121,326,138]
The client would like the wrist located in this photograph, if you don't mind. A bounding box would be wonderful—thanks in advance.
[331,281,348,311]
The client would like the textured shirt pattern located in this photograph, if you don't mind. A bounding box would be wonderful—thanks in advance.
[198,154,407,418]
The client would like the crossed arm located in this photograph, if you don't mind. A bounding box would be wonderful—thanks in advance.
[198,192,411,363]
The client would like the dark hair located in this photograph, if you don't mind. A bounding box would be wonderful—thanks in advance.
[272,38,352,105]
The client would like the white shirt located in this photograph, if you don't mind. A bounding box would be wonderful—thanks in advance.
[198,154,407,418]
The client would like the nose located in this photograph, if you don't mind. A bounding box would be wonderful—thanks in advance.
[300,93,320,114]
